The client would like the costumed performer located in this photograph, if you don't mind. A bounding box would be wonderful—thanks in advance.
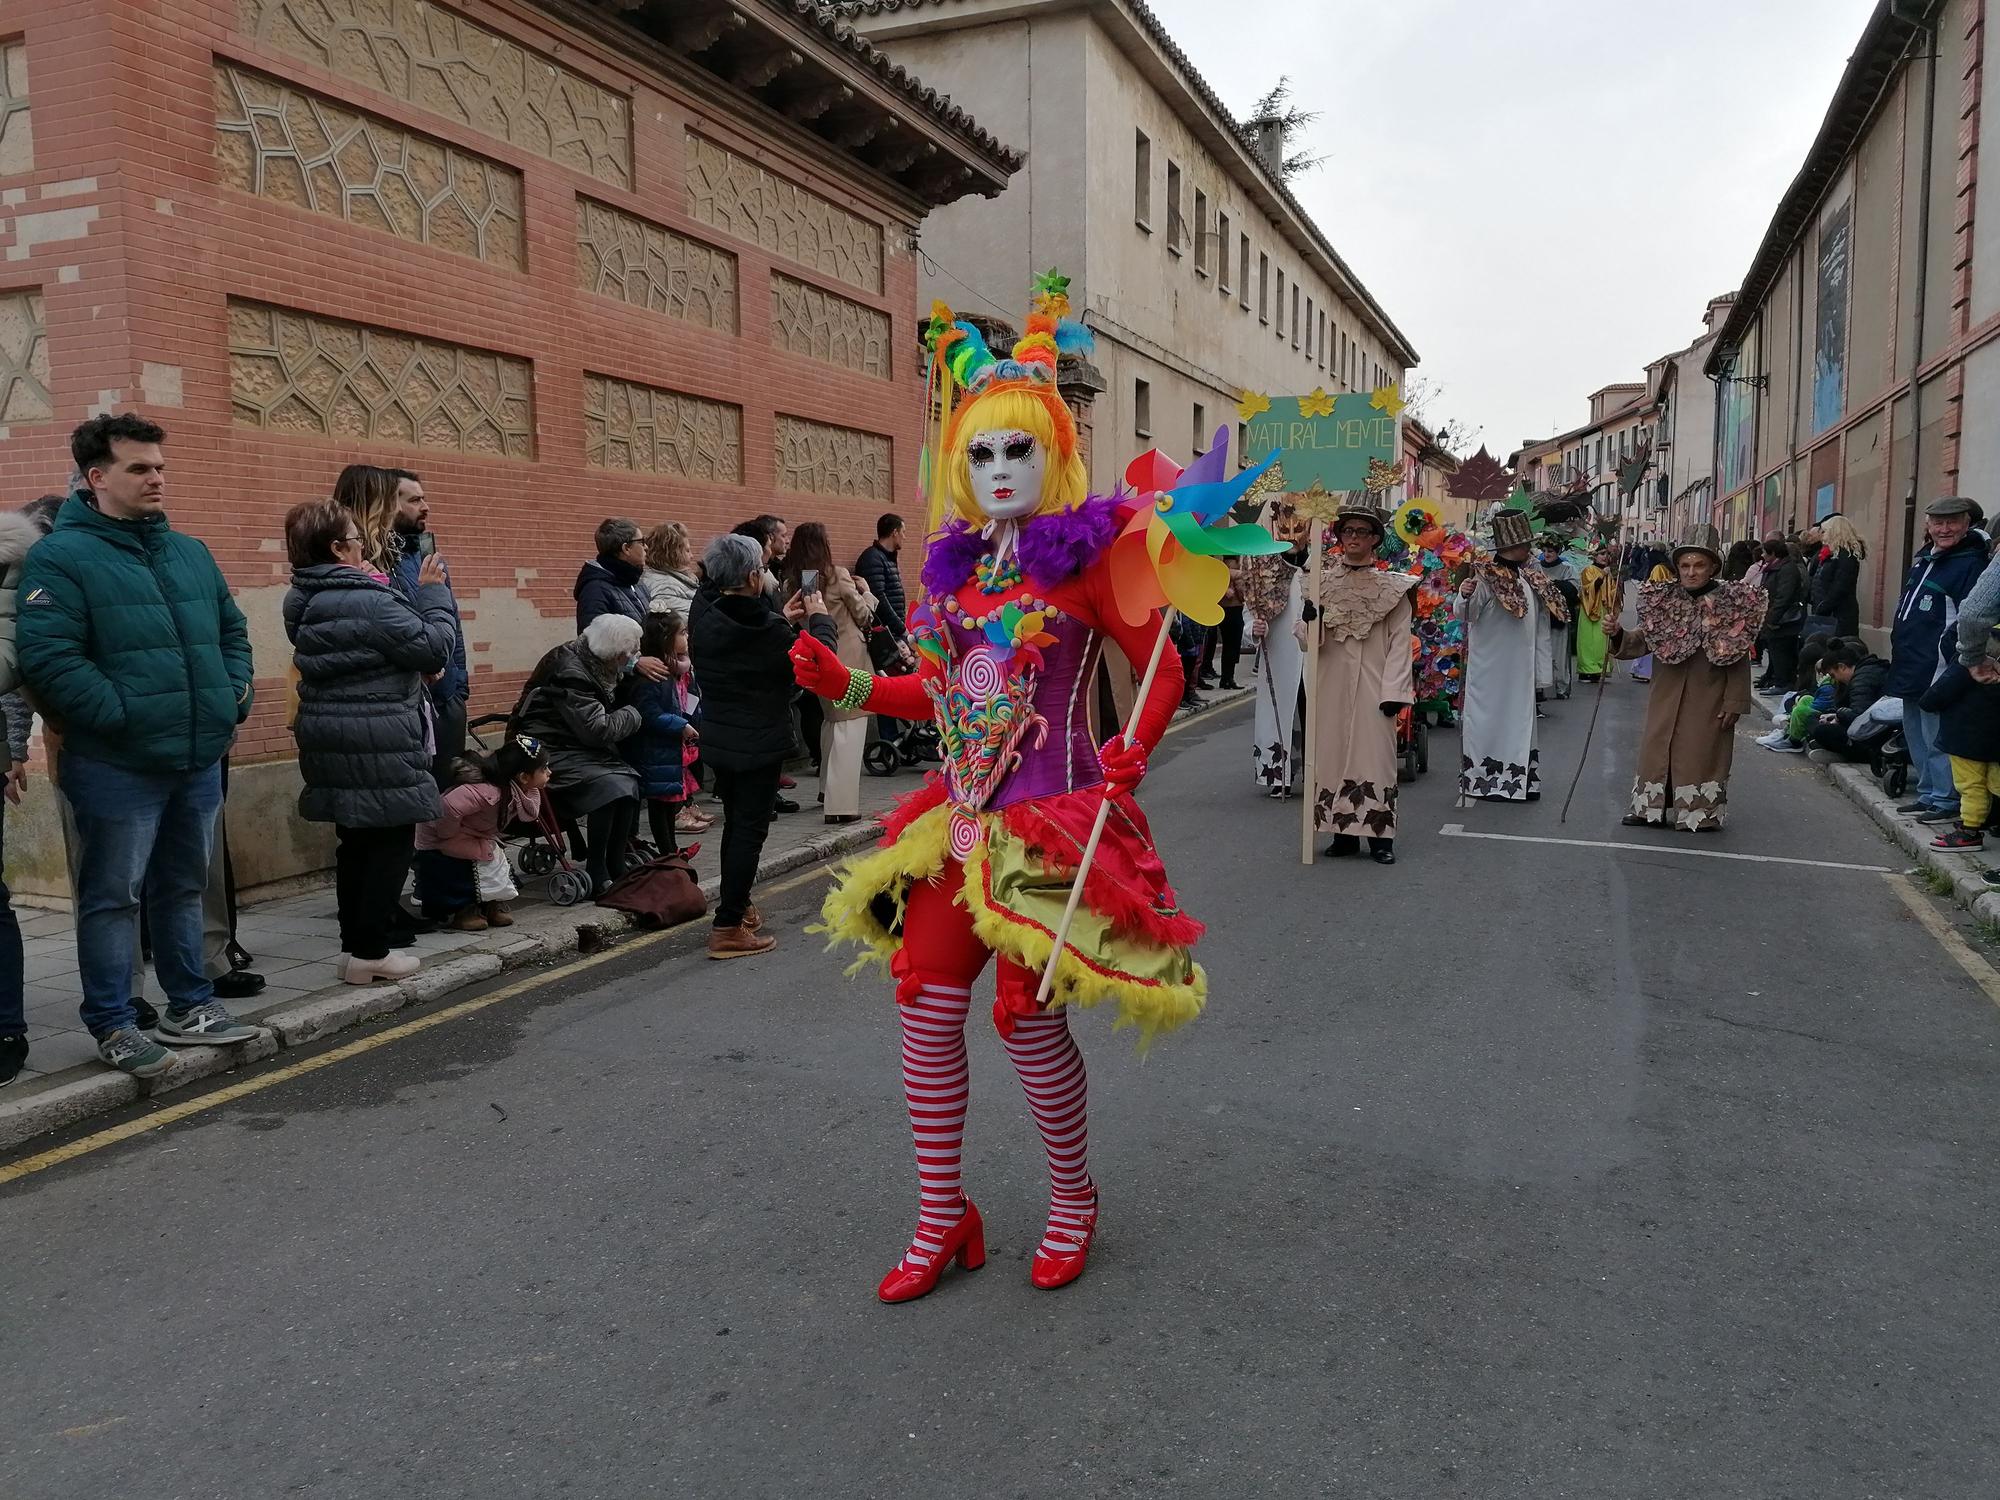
[1576,545,1617,681]
[1242,494,1309,797]
[1453,509,1569,801]
[1536,533,1580,701]
[1605,524,1762,831]
[1305,499,1416,864]
[791,281,1204,1304]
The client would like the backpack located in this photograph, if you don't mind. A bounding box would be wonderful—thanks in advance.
[596,850,707,928]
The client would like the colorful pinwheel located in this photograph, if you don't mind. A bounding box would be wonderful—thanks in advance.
[1108,426,1291,627]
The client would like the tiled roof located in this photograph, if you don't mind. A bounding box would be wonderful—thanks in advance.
[798,1,1023,171]
[831,0,1418,364]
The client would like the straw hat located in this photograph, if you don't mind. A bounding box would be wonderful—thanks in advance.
[1671,523,1723,565]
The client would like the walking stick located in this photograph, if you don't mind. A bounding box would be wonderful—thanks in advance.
[1301,524,1323,865]
[1559,575,1623,825]
[1033,611,1176,1009]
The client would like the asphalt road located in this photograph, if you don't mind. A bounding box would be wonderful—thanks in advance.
[7,678,2000,1499]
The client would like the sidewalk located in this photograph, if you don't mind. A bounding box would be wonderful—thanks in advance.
[0,769,910,1151]
[0,686,1255,1153]
[1751,686,2000,924]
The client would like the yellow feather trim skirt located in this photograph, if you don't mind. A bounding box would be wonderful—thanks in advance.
[816,803,1206,1047]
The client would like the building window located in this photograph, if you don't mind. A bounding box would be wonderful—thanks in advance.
[1239,234,1251,310]
[1236,420,1249,466]
[1318,310,1327,370]
[1166,161,1183,255]
[1257,253,1270,322]
[1135,377,1152,438]
[1193,401,1207,453]
[1217,211,1231,292]
[1290,286,1300,349]
[1192,189,1209,276]
[1134,131,1151,230]
[1275,268,1286,337]
[1304,296,1313,360]
[1337,330,1347,386]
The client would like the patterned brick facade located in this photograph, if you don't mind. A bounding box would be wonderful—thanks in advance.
[0,0,972,889]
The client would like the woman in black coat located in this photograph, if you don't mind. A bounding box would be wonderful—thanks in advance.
[1811,513,1866,637]
[689,532,836,959]
[284,499,457,984]
[1757,536,1809,691]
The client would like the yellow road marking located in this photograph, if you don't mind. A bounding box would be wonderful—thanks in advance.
[0,863,837,1185]
[1884,872,2000,1012]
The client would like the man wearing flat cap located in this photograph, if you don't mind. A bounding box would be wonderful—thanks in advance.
[1888,496,1988,824]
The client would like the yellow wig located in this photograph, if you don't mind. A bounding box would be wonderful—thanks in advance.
[935,384,1088,532]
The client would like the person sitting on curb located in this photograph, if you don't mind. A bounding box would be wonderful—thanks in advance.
[1803,640,1891,762]
[1920,655,2000,850]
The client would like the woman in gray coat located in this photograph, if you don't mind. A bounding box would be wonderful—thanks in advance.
[284,498,457,984]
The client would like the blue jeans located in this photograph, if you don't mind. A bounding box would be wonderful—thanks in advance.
[61,754,221,1037]
[1904,701,1958,813]
[0,801,23,1037]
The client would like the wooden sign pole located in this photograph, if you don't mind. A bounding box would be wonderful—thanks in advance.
[1300,520,1322,866]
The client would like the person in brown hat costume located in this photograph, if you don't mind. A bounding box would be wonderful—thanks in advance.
[1453,510,1569,801]
[1606,523,1766,831]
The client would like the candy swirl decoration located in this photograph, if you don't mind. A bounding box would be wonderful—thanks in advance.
[937,644,1048,849]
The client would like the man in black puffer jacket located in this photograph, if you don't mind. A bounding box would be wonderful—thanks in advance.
[854,513,909,646]
[690,534,836,960]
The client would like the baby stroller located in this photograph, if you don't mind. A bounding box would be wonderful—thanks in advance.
[465,713,595,906]
[1871,728,1912,799]
[1396,705,1430,783]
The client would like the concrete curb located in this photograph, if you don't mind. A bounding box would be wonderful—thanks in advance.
[0,819,888,1155]
[1752,688,2000,926]
[0,689,1255,1157]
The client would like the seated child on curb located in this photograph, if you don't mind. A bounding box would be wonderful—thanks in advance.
[413,735,552,930]
[624,611,700,858]
[1920,657,2000,850]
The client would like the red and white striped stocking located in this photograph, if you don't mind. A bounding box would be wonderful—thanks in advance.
[895,981,973,1272]
[999,1010,1095,1255]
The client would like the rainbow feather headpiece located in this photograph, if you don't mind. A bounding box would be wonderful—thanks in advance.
[922,271,1095,532]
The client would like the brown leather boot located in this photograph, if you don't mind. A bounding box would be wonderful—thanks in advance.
[742,904,762,933]
[449,906,488,932]
[707,924,776,960]
[482,902,515,928]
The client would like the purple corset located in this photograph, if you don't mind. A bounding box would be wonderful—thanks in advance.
[937,608,1105,812]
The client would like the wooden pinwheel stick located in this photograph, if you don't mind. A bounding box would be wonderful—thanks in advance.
[1032,608,1177,1010]
[1300,519,1322,866]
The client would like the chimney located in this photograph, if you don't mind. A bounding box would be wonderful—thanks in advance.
[1249,116,1285,176]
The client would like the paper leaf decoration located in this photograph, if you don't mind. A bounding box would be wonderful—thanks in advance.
[1298,387,1336,419]
[1293,484,1345,523]
[1369,385,1407,419]
[1236,389,1271,421]
[1446,445,1513,502]
[1365,457,1402,493]
[1228,458,1287,525]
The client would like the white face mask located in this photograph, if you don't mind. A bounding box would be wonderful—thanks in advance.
[965,428,1045,521]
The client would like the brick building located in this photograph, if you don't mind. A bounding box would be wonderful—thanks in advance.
[0,0,1015,894]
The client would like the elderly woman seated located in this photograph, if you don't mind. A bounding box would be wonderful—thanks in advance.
[511,613,644,894]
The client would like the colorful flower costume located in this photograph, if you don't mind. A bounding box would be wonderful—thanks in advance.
[792,276,1222,1304]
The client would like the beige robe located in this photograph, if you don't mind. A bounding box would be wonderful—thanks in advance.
[1611,582,1761,830]
[1309,563,1417,840]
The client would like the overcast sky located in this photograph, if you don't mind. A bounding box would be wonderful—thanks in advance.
[1144,0,1880,456]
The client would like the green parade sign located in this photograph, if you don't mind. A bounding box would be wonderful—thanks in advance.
[1241,391,1399,493]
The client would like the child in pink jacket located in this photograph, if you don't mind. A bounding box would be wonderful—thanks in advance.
[414,736,551,930]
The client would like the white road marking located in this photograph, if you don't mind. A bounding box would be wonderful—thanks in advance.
[1436,823,1894,873]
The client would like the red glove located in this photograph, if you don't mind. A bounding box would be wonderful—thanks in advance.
[1098,736,1148,797]
[789,633,852,700]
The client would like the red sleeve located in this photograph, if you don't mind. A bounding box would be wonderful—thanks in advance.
[1079,563,1182,753]
[861,658,937,720]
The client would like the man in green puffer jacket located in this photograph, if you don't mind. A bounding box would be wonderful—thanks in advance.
[17,414,261,1077]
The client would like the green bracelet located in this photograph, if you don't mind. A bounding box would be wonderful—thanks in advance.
[835,668,874,713]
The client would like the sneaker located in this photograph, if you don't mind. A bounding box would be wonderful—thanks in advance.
[157,1002,261,1047]
[448,905,489,932]
[1919,807,1961,825]
[1770,741,1806,754]
[1896,800,1933,815]
[1983,868,2000,888]
[342,952,421,985]
[1807,748,1841,765]
[131,996,160,1031]
[211,969,266,1001]
[772,796,800,815]
[97,1026,173,1078]
[0,1033,25,1088]
[1933,824,1985,851]
[1755,731,1786,748]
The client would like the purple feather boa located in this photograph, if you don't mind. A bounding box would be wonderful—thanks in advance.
[920,493,1124,597]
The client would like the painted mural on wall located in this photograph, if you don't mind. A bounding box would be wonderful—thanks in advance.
[1812,198,1851,436]
[1721,328,1758,494]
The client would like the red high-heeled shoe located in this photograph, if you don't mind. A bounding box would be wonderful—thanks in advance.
[1030,1192,1099,1290]
[877,1197,986,1304]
